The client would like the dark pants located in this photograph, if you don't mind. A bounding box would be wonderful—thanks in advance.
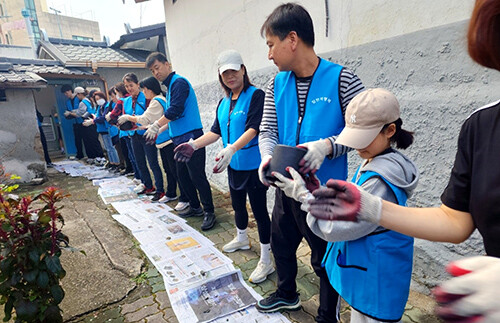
[159,143,189,201]
[229,177,270,244]
[271,189,338,323]
[73,123,85,159]
[115,137,128,169]
[131,134,164,192]
[38,126,52,164]
[82,124,103,159]
[123,136,140,180]
[175,146,214,213]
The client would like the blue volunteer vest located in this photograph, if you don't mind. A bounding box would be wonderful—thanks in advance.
[217,86,261,170]
[106,102,119,138]
[123,92,147,136]
[81,98,95,115]
[166,73,202,138]
[274,58,346,184]
[322,169,414,321]
[95,102,109,133]
[66,96,82,124]
[154,97,172,145]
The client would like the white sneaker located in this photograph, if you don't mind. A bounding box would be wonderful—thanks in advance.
[222,237,250,253]
[248,260,275,284]
[133,183,145,193]
[174,201,190,211]
[159,195,178,203]
[132,178,142,185]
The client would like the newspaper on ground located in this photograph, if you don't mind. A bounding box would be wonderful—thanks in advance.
[168,270,260,323]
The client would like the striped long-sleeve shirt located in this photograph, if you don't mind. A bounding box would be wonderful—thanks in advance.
[259,67,365,158]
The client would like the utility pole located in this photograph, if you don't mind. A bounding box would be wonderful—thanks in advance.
[49,6,63,39]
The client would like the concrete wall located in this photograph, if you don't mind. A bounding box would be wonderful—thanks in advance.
[163,0,473,87]
[37,12,101,41]
[0,88,46,182]
[192,20,500,294]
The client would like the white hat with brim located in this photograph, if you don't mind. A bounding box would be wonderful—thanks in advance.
[335,125,385,150]
[217,50,243,75]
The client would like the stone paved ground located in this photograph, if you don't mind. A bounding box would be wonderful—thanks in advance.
[11,167,441,323]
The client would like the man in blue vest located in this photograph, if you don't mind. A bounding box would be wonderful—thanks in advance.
[61,85,84,159]
[143,52,216,231]
[255,4,365,322]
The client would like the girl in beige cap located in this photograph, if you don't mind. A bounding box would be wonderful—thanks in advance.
[273,88,419,322]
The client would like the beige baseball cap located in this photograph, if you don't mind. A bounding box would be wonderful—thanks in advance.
[217,50,243,75]
[74,86,85,94]
[336,88,400,149]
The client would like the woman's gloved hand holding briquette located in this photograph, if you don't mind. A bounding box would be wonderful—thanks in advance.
[433,256,500,323]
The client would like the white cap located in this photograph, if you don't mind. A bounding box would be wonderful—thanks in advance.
[217,50,243,75]
[74,86,85,94]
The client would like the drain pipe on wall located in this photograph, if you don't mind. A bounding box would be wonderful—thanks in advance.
[325,0,330,37]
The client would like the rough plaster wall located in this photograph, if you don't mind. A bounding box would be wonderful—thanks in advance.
[0,89,46,182]
[194,21,499,294]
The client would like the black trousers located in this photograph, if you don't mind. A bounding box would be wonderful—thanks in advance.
[73,123,85,159]
[271,188,338,323]
[159,143,188,201]
[82,124,103,159]
[175,146,214,213]
[119,137,133,172]
[38,126,52,164]
[229,177,270,244]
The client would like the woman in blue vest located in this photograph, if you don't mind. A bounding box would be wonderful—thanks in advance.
[174,50,274,284]
[119,76,188,204]
[121,73,165,201]
[274,88,419,322]
[74,88,104,162]
[83,91,120,170]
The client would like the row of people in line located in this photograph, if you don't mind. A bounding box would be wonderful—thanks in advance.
[62,1,499,322]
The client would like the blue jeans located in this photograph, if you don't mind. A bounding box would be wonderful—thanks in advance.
[100,133,120,164]
[131,134,164,192]
[123,136,140,180]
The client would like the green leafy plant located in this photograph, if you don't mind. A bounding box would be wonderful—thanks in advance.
[0,186,71,322]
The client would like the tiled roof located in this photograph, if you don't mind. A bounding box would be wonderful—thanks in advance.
[14,63,90,76]
[40,39,145,65]
[0,58,91,76]
[0,62,46,88]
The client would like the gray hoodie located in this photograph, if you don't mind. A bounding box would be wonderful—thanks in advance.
[307,149,419,242]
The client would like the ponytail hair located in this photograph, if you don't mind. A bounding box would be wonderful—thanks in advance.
[383,118,414,149]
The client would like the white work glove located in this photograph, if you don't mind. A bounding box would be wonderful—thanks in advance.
[213,144,235,173]
[273,167,314,211]
[64,110,71,117]
[433,256,500,323]
[298,139,332,174]
[82,119,94,127]
[144,120,160,141]
[105,112,112,122]
[307,179,382,223]
[117,114,130,125]
[258,155,272,186]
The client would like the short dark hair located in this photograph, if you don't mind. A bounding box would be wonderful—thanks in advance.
[467,0,500,71]
[93,91,107,101]
[122,73,139,84]
[218,65,253,97]
[261,3,314,47]
[60,84,73,93]
[382,118,414,149]
[146,52,168,69]
[108,86,115,97]
[114,82,127,96]
[139,76,162,95]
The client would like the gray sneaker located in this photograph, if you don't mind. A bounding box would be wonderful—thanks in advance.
[177,206,204,218]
